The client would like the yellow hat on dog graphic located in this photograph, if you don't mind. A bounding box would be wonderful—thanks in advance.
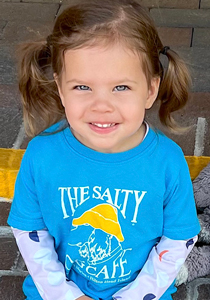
[72,204,124,242]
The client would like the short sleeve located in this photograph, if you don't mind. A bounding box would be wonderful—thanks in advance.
[7,147,46,231]
[163,158,200,240]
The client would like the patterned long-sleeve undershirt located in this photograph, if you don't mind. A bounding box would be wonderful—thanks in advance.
[12,228,197,300]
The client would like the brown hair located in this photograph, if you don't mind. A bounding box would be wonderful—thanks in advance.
[19,0,191,137]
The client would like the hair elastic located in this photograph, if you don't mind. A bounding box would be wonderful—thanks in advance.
[160,46,170,55]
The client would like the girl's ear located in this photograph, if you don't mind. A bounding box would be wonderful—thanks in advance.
[54,73,65,107]
[145,76,160,109]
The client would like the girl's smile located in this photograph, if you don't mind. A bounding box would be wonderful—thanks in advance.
[56,43,160,153]
[88,122,119,134]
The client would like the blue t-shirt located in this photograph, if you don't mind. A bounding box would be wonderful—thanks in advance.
[8,123,200,300]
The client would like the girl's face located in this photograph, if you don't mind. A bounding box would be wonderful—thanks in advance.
[56,43,160,153]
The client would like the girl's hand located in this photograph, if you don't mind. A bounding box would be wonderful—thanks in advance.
[77,296,93,300]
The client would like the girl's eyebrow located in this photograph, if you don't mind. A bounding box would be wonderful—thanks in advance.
[66,79,84,84]
[119,79,138,84]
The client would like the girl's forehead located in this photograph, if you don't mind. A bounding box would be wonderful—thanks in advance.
[64,42,143,64]
[61,44,146,85]
[64,44,142,71]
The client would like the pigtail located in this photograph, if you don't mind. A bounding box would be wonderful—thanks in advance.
[157,48,191,130]
[18,41,65,137]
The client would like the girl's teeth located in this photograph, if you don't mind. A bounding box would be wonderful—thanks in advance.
[92,123,115,128]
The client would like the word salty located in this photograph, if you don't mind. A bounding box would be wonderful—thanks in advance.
[59,186,147,223]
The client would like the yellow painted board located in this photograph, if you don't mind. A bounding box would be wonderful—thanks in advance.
[0,148,210,200]
[185,156,210,181]
[0,148,25,199]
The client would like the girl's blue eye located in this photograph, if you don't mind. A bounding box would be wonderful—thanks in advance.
[74,85,90,90]
[114,85,129,91]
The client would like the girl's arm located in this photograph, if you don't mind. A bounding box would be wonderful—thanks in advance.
[112,235,197,300]
[12,228,93,300]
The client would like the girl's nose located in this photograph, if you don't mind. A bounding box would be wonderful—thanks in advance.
[90,93,115,113]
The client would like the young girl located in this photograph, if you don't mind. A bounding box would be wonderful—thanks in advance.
[8,0,200,299]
